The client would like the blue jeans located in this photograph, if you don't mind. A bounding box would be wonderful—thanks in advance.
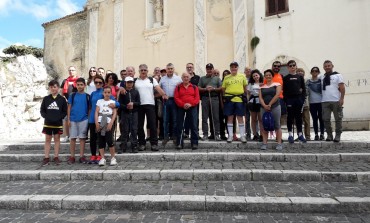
[309,103,324,135]
[177,107,198,146]
[163,99,177,139]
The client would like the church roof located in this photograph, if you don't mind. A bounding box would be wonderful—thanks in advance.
[42,10,86,28]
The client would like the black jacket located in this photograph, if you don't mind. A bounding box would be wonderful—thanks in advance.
[40,94,68,126]
[118,88,140,113]
[283,74,306,99]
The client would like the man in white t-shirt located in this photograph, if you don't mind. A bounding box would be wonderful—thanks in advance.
[321,60,345,142]
[135,64,167,151]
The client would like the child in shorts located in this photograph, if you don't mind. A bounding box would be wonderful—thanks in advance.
[95,86,118,166]
[40,80,68,166]
[67,78,90,164]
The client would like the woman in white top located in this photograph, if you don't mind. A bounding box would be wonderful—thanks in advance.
[87,67,97,95]
[247,69,263,141]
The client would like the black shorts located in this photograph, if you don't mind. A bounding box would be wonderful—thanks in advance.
[42,127,63,136]
[248,103,261,113]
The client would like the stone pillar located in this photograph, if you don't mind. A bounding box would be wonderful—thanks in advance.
[87,4,99,69]
[194,0,206,76]
[114,0,124,73]
[232,0,248,70]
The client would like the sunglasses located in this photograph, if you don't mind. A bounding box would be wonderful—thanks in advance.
[288,64,296,67]
[94,81,103,84]
[273,65,281,68]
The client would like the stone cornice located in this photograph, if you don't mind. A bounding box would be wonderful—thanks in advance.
[143,25,170,44]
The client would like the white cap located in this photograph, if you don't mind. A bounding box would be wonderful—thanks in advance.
[125,76,134,82]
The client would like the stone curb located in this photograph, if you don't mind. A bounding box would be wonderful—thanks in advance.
[0,169,369,182]
[1,141,369,151]
[1,152,370,162]
[0,195,369,213]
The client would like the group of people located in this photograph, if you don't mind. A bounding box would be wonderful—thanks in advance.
[40,59,345,166]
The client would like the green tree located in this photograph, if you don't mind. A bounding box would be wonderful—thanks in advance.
[2,45,43,58]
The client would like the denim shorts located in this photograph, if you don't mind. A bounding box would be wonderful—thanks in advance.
[224,102,245,116]
[69,119,89,139]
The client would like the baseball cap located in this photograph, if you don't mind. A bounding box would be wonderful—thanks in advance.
[230,61,239,67]
[125,76,134,82]
[206,63,214,69]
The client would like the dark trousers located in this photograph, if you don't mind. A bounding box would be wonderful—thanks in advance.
[286,97,304,134]
[98,130,114,148]
[138,105,158,146]
[177,107,198,146]
[184,105,199,135]
[163,99,178,139]
[309,103,324,135]
[121,112,138,149]
[245,103,251,136]
[89,123,98,156]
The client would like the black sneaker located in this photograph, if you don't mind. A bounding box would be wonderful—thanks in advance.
[176,145,183,150]
[192,144,198,150]
[320,134,325,140]
[220,136,228,140]
[333,134,341,143]
[151,145,159,151]
[314,135,319,141]
[208,135,214,140]
[132,147,138,153]
[138,145,146,151]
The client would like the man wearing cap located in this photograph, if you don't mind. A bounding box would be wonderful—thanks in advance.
[198,63,222,141]
[222,62,248,143]
[118,76,140,153]
[160,63,183,145]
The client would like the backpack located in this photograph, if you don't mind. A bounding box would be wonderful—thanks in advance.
[134,77,153,85]
[177,84,197,93]
[71,93,90,110]
[262,111,275,131]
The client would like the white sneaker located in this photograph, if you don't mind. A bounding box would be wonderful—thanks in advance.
[240,136,247,143]
[110,157,117,166]
[227,135,233,143]
[63,136,70,143]
[98,158,106,166]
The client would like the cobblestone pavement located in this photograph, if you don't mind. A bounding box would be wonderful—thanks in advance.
[0,180,369,198]
[1,160,370,171]
[0,209,369,222]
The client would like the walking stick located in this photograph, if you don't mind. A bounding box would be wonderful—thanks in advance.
[179,111,187,147]
[208,91,217,139]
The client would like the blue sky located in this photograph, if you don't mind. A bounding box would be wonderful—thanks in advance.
[0,0,85,52]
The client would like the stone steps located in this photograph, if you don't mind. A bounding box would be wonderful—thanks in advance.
[0,194,369,213]
[0,142,369,214]
[0,169,369,182]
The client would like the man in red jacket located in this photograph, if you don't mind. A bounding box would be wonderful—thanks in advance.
[174,72,200,150]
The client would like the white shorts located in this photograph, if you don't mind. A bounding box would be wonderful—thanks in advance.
[69,119,89,139]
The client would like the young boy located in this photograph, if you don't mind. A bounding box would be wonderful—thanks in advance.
[95,86,118,166]
[40,80,68,166]
[119,76,140,153]
[67,78,90,164]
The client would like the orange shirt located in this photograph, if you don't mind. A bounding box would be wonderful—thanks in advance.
[264,73,283,98]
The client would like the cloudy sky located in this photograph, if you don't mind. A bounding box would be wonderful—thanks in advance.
[0,0,85,51]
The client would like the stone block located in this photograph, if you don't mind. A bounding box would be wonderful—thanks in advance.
[19,154,44,162]
[132,195,170,211]
[284,154,317,162]
[103,170,130,181]
[290,197,340,213]
[260,153,285,162]
[245,197,291,212]
[62,195,104,210]
[130,170,160,181]
[301,142,322,149]
[146,153,167,162]
[193,169,222,181]
[175,152,207,161]
[160,169,193,181]
[244,142,260,150]
[252,170,283,181]
[336,197,370,213]
[222,169,251,181]
[28,195,66,210]
[206,196,247,212]
[122,154,145,162]
[341,142,368,149]
[11,171,39,181]
[70,170,103,181]
[104,195,133,210]
[207,152,227,161]
[159,153,176,161]
[39,170,71,181]
[321,172,358,182]
[0,171,12,181]
[169,195,205,211]
[0,195,32,209]
[316,154,340,162]
[340,153,370,162]
[0,154,19,162]
[227,153,260,161]
[356,172,370,183]
[282,170,321,182]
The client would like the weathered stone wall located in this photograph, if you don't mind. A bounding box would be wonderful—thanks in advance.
[0,55,49,139]
[43,11,87,81]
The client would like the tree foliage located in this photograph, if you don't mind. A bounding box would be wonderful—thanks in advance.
[2,45,43,58]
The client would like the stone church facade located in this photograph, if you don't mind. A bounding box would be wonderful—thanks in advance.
[43,0,370,129]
